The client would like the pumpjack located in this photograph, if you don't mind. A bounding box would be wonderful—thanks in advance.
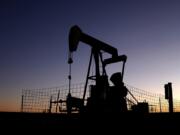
[67,25,127,114]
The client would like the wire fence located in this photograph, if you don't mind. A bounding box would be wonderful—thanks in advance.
[21,83,86,113]
[21,83,180,113]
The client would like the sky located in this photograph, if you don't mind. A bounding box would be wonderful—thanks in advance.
[1,0,180,112]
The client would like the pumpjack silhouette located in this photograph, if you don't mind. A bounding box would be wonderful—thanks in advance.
[66,25,129,114]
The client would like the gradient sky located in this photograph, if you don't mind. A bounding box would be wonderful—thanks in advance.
[1,0,180,111]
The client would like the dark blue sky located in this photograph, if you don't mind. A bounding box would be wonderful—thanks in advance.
[1,0,180,111]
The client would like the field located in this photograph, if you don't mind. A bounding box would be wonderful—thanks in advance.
[0,112,179,133]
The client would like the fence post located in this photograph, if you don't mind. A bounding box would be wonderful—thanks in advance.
[21,94,24,112]
[164,82,173,113]
[159,97,162,113]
